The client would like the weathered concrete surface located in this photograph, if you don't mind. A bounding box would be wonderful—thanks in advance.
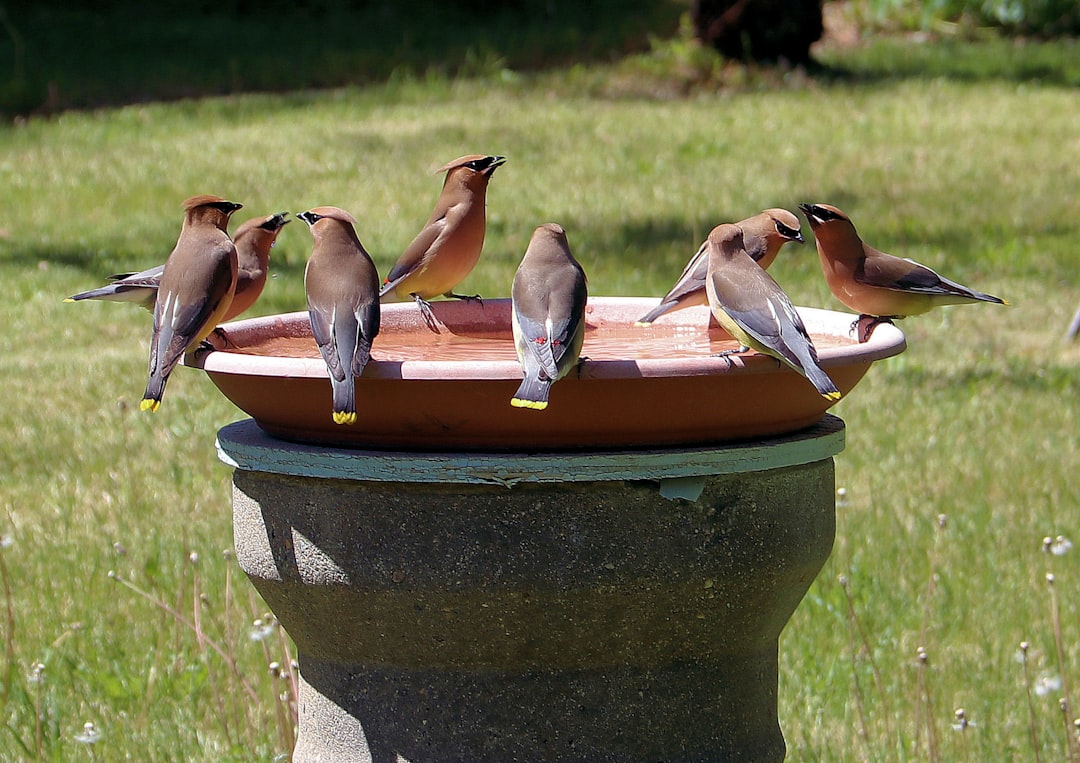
[226,424,840,762]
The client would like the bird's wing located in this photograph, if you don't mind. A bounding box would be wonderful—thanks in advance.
[514,300,560,380]
[307,299,346,382]
[856,250,954,294]
[165,252,234,343]
[658,242,709,303]
[109,264,166,284]
[351,297,380,375]
[380,207,457,294]
[712,267,805,367]
[545,279,588,371]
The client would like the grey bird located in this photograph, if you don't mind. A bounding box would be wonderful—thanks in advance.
[705,223,840,401]
[68,211,289,321]
[299,206,381,425]
[510,223,588,410]
[141,195,243,412]
[636,208,803,326]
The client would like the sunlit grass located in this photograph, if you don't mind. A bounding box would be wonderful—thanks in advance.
[0,32,1078,760]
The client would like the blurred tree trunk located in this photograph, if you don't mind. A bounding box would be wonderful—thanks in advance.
[691,0,822,66]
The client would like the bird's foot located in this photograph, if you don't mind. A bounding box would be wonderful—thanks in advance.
[412,295,442,334]
[712,346,749,369]
[575,356,590,379]
[190,339,219,361]
[210,326,237,349]
[851,315,895,343]
[446,291,483,306]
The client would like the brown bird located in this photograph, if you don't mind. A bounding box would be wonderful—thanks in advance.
[380,154,506,332]
[141,195,243,412]
[299,206,381,426]
[636,208,804,326]
[705,223,840,401]
[510,223,588,411]
[67,211,289,321]
[800,203,1006,342]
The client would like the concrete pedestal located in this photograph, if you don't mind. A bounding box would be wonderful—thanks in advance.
[216,415,844,763]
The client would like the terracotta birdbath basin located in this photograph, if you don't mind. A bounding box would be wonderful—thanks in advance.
[185,296,905,450]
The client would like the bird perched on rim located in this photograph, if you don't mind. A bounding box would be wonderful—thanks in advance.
[705,223,840,401]
[141,195,243,412]
[636,208,804,326]
[510,223,588,411]
[67,211,289,322]
[799,203,1007,342]
[380,154,506,333]
[299,206,381,426]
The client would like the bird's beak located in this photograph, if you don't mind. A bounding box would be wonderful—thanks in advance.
[798,203,823,225]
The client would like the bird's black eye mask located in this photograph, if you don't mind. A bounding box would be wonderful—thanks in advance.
[776,221,803,241]
[210,201,243,214]
[466,155,506,174]
[261,214,290,230]
[800,203,844,223]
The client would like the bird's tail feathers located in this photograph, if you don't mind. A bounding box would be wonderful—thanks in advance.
[331,377,357,425]
[805,363,841,401]
[635,300,677,327]
[141,374,167,412]
[511,375,552,410]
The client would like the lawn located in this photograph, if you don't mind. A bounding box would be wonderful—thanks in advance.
[0,4,1079,761]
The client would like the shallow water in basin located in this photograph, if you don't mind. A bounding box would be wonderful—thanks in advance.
[228,323,853,364]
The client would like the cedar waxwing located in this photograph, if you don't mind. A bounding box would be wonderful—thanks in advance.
[510,223,588,411]
[705,223,840,401]
[799,203,1007,342]
[141,195,243,412]
[380,154,506,333]
[299,206,381,426]
[636,208,804,326]
[67,212,289,322]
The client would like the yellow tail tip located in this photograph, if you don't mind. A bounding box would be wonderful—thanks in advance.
[140,398,160,412]
[333,411,357,425]
[633,320,652,328]
[823,391,842,402]
[511,397,548,411]
[63,298,76,303]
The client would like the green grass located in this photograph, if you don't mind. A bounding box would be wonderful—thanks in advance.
[1,14,1080,762]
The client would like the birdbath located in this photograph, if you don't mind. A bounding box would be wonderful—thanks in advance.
[191,297,905,762]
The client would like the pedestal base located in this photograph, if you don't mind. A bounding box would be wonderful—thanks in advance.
[219,416,843,762]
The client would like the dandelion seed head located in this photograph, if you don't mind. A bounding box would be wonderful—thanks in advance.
[249,618,277,642]
[1046,572,1056,585]
[27,661,45,685]
[937,514,947,529]
[74,721,101,745]
[0,534,13,550]
[188,551,199,565]
[1051,536,1073,556]
[952,707,973,731]
[1035,674,1062,697]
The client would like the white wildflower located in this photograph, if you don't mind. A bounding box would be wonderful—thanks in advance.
[74,721,101,745]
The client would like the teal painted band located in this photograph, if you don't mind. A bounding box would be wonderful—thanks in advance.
[216,416,845,487]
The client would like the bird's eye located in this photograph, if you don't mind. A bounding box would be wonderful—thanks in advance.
[776,221,800,238]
